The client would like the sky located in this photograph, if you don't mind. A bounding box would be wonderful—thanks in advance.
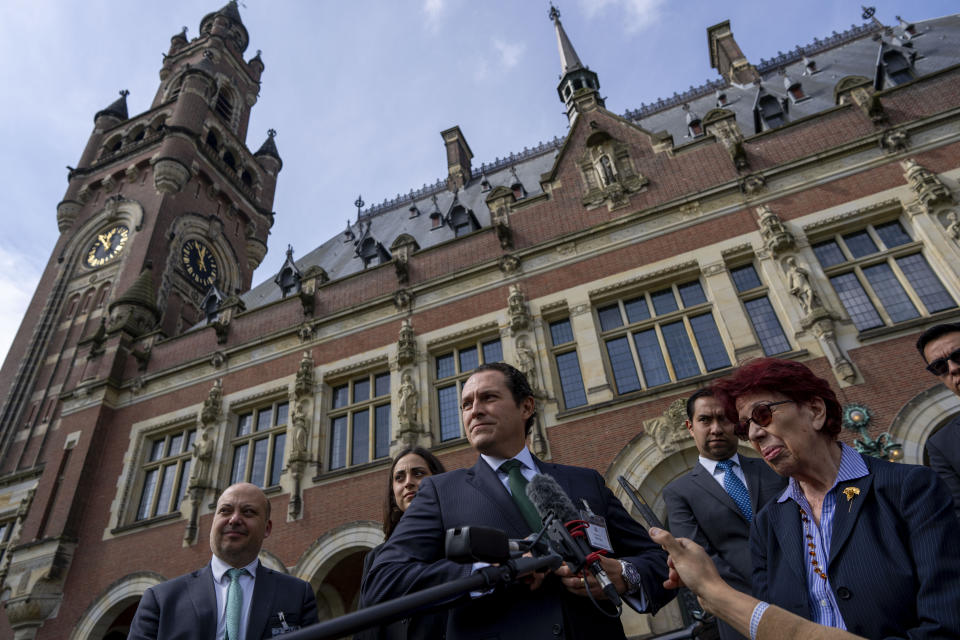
[0,0,955,365]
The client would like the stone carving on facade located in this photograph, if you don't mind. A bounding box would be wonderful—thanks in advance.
[945,211,960,243]
[298,265,329,317]
[514,336,541,395]
[578,136,648,210]
[528,406,549,460]
[298,322,315,343]
[783,256,824,316]
[703,109,748,170]
[393,289,413,313]
[491,205,513,250]
[151,157,191,194]
[804,309,857,385]
[184,379,222,543]
[879,128,909,154]
[901,158,954,212]
[210,350,227,368]
[642,398,691,454]
[211,295,246,345]
[756,205,795,256]
[397,319,417,367]
[397,370,420,442]
[390,234,419,285]
[3,536,76,640]
[507,284,531,334]
[294,351,314,399]
[740,173,766,196]
[0,489,35,587]
[498,254,521,275]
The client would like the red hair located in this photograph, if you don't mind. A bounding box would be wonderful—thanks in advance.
[711,358,842,439]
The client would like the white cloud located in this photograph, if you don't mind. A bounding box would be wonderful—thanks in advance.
[423,0,445,33]
[578,0,665,33]
[0,246,41,366]
[493,38,526,70]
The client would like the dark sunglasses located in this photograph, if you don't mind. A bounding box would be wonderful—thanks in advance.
[735,400,794,438]
[926,348,960,377]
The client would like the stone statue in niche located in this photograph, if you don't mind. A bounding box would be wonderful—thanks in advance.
[508,284,531,333]
[190,425,214,487]
[515,336,539,392]
[599,155,616,186]
[946,211,960,242]
[397,370,419,428]
[290,402,309,460]
[784,256,823,316]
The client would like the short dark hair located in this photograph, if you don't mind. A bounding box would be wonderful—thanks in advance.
[916,323,960,362]
[686,388,715,420]
[469,362,537,434]
[383,446,446,540]
[712,358,842,439]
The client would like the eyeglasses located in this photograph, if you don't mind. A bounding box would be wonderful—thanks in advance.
[735,400,794,438]
[926,348,960,377]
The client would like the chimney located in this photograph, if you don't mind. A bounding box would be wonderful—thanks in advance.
[441,126,473,192]
[707,21,760,86]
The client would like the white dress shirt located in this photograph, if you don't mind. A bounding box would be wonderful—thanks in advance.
[211,555,259,640]
[698,453,748,490]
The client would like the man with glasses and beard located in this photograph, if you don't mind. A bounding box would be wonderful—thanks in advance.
[917,322,960,521]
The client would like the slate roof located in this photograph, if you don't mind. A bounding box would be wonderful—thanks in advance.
[241,13,960,312]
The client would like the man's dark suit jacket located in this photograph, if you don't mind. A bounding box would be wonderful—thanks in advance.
[127,562,319,639]
[751,454,960,640]
[361,456,674,640]
[663,455,786,640]
[926,414,960,521]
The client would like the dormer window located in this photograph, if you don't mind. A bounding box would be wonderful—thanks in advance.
[785,79,807,103]
[755,94,786,132]
[897,16,917,38]
[449,205,480,237]
[715,91,728,107]
[408,201,420,218]
[358,237,390,267]
[803,56,818,75]
[480,175,491,192]
[882,50,914,86]
[684,105,703,137]
[509,167,526,199]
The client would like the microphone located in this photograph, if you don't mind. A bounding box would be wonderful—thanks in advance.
[526,474,622,607]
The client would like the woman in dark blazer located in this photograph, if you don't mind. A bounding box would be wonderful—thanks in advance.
[355,446,447,640]
[713,358,960,639]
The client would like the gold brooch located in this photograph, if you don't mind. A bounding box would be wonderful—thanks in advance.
[842,486,860,512]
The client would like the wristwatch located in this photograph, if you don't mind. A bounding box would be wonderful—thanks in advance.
[618,559,642,594]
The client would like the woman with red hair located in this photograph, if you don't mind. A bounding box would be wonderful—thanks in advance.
[712,358,960,639]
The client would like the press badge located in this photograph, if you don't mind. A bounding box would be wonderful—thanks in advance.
[270,611,300,636]
[579,500,613,552]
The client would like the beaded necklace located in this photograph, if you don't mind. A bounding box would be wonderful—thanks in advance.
[799,505,828,581]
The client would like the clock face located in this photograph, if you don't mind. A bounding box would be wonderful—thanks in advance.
[85,225,130,268]
[181,239,219,288]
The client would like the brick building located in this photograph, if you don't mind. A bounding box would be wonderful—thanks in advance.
[0,3,959,638]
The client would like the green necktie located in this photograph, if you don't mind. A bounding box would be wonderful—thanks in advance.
[225,567,247,640]
[499,459,542,532]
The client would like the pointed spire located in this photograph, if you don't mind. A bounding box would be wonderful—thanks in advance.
[254,129,282,169]
[95,90,130,123]
[550,5,584,74]
[548,5,602,123]
[199,1,249,52]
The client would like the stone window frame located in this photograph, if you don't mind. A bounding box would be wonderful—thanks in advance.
[128,421,197,527]
[542,309,588,411]
[0,516,15,566]
[593,276,733,395]
[809,216,957,332]
[227,398,289,489]
[726,260,792,356]
[430,332,504,443]
[324,367,392,472]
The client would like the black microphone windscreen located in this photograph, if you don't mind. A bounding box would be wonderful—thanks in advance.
[526,473,580,522]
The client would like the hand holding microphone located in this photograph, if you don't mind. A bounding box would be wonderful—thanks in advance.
[525,474,623,607]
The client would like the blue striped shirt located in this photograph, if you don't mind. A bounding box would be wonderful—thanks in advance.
[776,443,868,629]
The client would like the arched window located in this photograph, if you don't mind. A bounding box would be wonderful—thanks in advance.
[223,150,236,171]
[241,169,253,187]
[205,130,220,151]
[215,88,234,122]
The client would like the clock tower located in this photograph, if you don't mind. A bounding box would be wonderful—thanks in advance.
[0,3,279,635]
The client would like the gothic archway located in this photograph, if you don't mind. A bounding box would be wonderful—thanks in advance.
[294,520,383,621]
[887,384,960,465]
[68,571,164,640]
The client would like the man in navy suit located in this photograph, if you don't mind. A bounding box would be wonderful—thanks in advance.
[362,363,674,640]
[663,389,785,640]
[917,322,960,521]
[128,482,318,639]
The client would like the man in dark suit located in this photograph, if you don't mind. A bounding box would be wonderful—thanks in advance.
[361,363,674,640]
[128,482,318,639]
[917,322,960,521]
[662,388,785,640]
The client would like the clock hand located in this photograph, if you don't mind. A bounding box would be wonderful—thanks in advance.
[98,234,109,248]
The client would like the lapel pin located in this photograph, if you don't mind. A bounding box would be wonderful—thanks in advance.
[842,486,860,512]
